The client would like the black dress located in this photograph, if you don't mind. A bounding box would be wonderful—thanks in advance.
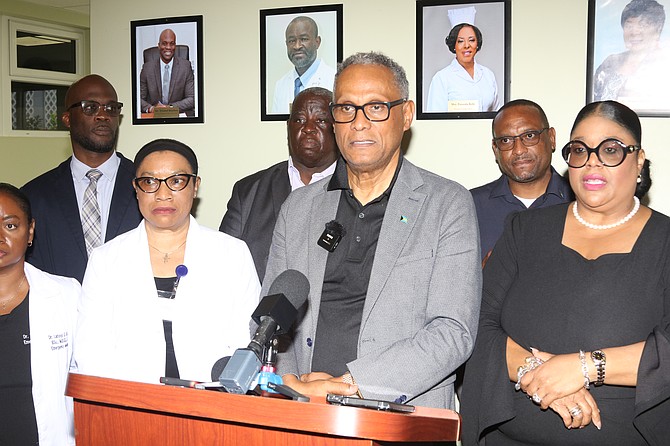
[461,204,670,445]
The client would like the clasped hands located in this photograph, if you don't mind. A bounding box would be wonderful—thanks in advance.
[282,372,359,397]
[518,349,602,430]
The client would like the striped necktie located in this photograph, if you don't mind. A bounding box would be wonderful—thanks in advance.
[82,169,103,256]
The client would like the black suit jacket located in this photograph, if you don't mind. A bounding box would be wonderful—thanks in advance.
[22,153,142,283]
[219,161,291,282]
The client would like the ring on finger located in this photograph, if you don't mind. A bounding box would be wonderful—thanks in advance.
[532,393,542,404]
[569,406,583,417]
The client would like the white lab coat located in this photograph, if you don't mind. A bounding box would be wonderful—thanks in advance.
[271,58,336,114]
[73,217,261,383]
[25,262,79,446]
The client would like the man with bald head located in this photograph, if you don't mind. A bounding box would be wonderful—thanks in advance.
[22,74,141,282]
[271,16,336,114]
[221,87,339,281]
[140,28,195,116]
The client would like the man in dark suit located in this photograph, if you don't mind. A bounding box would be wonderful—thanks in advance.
[22,74,142,283]
[220,87,339,281]
[139,28,195,116]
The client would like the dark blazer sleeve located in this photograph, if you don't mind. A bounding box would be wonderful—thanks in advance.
[22,159,89,282]
[139,60,159,112]
[219,161,290,282]
[106,153,142,241]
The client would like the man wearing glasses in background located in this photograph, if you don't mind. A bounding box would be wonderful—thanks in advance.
[471,99,573,263]
[261,52,481,410]
[22,74,141,283]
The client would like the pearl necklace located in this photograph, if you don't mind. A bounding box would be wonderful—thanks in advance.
[572,196,640,230]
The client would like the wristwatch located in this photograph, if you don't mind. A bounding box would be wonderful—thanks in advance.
[591,350,606,386]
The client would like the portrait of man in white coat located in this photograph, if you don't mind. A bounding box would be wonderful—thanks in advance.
[262,7,341,118]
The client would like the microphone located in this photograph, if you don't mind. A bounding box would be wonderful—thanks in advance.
[211,356,231,381]
[218,269,309,394]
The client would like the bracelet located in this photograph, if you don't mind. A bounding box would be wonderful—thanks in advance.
[515,356,544,391]
[579,350,590,390]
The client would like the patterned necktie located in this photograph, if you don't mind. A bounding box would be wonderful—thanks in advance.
[162,64,170,104]
[294,76,303,100]
[82,169,103,256]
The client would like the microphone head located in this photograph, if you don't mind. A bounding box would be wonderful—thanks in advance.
[267,269,309,310]
[211,356,231,381]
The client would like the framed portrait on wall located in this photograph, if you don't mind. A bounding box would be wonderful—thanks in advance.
[587,0,670,116]
[130,15,204,125]
[416,0,510,120]
[260,4,343,121]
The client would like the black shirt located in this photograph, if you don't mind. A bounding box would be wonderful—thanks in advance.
[0,292,39,445]
[155,277,180,379]
[311,156,402,376]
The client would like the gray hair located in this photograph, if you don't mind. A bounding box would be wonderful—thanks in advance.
[334,52,409,100]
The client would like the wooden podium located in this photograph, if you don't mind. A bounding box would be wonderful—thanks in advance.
[66,373,460,445]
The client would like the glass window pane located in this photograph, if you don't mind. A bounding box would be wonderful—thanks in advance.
[16,31,76,74]
[11,82,69,131]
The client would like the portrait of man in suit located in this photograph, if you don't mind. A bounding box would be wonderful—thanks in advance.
[139,28,195,117]
[261,52,481,409]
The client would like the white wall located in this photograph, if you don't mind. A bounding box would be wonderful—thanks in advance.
[85,0,670,228]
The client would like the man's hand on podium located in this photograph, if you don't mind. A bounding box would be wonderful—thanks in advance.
[282,372,358,397]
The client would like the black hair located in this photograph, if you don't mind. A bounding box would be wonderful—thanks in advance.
[445,23,483,53]
[570,100,642,145]
[0,183,33,223]
[134,138,198,175]
[621,0,665,34]
[492,99,550,136]
[636,158,652,198]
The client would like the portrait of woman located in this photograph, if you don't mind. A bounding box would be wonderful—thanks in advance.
[0,183,79,445]
[461,101,669,445]
[426,22,502,113]
[74,139,260,384]
[593,0,670,113]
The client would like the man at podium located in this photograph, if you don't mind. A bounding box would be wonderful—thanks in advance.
[261,51,481,409]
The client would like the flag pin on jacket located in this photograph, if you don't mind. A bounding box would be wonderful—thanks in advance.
[400,215,408,224]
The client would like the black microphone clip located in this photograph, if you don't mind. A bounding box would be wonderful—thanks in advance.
[318,220,345,252]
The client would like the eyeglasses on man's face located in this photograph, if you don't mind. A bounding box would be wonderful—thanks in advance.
[493,128,549,151]
[67,100,123,117]
[134,174,197,193]
[329,99,406,124]
[562,138,640,168]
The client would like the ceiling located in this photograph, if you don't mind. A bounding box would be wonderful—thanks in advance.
[21,0,89,16]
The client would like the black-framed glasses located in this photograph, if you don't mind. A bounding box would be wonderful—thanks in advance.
[562,138,640,168]
[134,174,197,193]
[493,128,549,151]
[67,100,123,117]
[329,99,406,124]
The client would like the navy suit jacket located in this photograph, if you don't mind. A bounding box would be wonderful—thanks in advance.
[22,153,142,283]
[219,161,291,282]
[139,57,195,116]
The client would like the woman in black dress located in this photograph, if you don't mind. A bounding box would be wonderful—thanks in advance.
[461,100,669,445]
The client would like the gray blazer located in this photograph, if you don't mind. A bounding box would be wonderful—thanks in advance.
[262,159,482,409]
